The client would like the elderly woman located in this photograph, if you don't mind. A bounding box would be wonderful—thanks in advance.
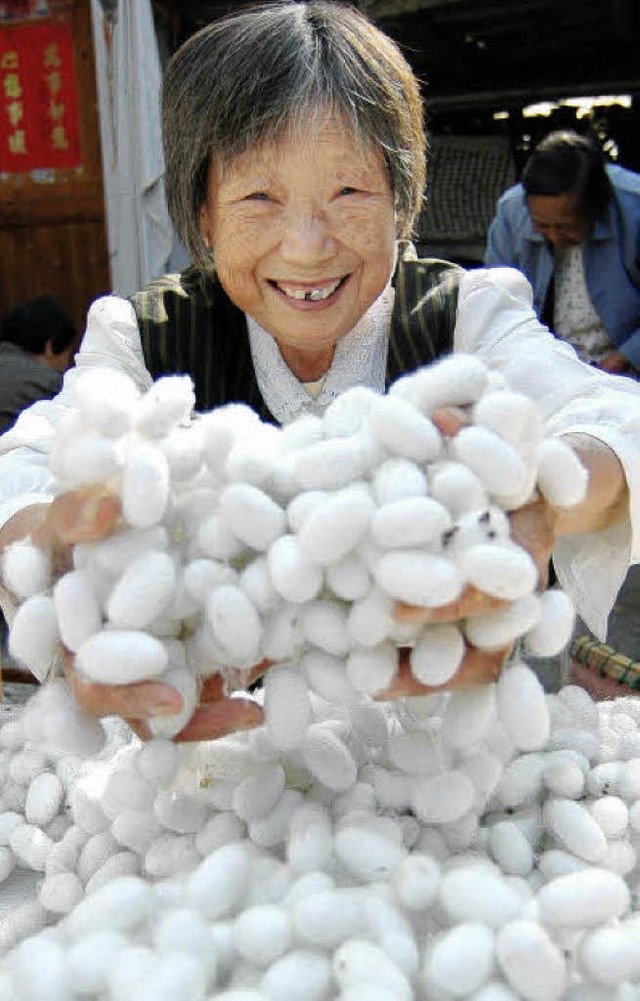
[0,2,637,740]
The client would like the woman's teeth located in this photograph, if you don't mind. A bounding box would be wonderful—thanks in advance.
[278,279,342,301]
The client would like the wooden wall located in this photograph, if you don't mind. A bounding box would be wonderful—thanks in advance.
[0,0,109,337]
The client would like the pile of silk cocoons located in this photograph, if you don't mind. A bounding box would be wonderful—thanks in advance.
[1,356,638,998]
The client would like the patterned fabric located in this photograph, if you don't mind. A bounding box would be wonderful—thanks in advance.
[553,245,614,362]
[570,633,640,690]
[130,256,464,420]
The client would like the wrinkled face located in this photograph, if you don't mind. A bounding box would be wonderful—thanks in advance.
[526,191,590,248]
[199,115,397,362]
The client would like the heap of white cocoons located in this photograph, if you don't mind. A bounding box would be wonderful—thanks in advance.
[1,355,638,998]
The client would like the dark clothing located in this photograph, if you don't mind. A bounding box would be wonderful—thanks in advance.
[129,256,464,417]
[0,342,62,434]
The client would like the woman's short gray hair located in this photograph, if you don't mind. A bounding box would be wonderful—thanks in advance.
[162,1,426,270]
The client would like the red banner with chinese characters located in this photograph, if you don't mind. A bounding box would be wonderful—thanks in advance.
[0,19,81,173]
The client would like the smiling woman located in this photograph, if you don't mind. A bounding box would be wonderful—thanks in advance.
[0,1,639,742]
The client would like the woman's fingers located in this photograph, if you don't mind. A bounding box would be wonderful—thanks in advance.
[63,651,182,720]
[395,584,507,625]
[171,697,264,743]
[47,487,122,546]
[376,643,510,701]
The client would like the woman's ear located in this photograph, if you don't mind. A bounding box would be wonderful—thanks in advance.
[199,204,212,250]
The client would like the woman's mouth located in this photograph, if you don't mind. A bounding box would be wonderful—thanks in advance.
[269,276,348,302]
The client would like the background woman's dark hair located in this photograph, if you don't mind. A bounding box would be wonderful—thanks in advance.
[0,296,77,356]
[521,130,612,224]
[162,0,426,270]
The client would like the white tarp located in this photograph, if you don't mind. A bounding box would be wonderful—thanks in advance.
[90,0,173,295]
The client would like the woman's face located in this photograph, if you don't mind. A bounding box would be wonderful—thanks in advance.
[199,115,397,361]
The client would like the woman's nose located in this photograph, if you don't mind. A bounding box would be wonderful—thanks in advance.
[279,208,335,263]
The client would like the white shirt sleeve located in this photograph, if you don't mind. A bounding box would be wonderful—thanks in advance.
[0,295,152,530]
[454,267,640,639]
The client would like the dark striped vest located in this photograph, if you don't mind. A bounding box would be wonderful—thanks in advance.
[130,255,464,422]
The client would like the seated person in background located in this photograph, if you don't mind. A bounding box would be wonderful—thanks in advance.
[485,130,640,376]
[0,295,78,434]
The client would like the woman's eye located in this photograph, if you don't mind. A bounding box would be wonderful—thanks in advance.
[244,191,270,201]
[338,186,358,196]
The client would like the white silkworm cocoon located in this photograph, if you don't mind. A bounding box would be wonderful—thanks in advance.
[457,542,538,601]
[496,920,566,1001]
[465,594,541,650]
[334,826,406,882]
[205,585,263,666]
[286,490,328,535]
[410,625,465,686]
[578,926,640,987]
[0,899,47,957]
[473,389,544,453]
[286,802,333,873]
[300,600,351,657]
[537,849,588,881]
[392,853,441,911]
[524,589,575,657]
[268,534,323,604]
[185,842,251,920]
[261,605,302,662]
[543,798,607,862]
[323,385,379,437]
[153,908,218,981]
[488,821,534,876]
[375,550,462,607]
[195,812,246,857]
[293,888,363,948]
[239,557,279,613]
[261,949,332,1001]
[200,403,260,472]
[371,456,428,506]
[248,789,302,850]
[233,764,286,822]
[395,353,487,411]
[111,809,162,853]
[371,496,452,550]
[536,438,588,508]
[134,375,195,437]
[429,462,489,518]
[346,643,397,697]
[75,630,168,683]
[9,823,53,871]
[90,525,169,576]
[106,550,176,629]
[9,748,47,785]
[101,769,154,820]
[387,731,441,775]
[131,952,208,1001]
[0,846,16,883]
[441,684,497,749]
[425,922,495,997]
[452,426,528,499]
[66,930,128,995]
[75,367,140,436]
[10,936,70,1001]
[298,485,374,567]
[412,771,476,825]
[459,752,505,811]
[219,482,286,551]
[439,865,523,929]
[302,649,358,705]
[264,666,313,751]
[53,569,102,652]
[147,662,198,739]
[9,593,60,676]
[1,539,50,598]
[367,394,442,462]
[302,723,358,792]
[347,588,394,648]
[121,443,170,528]
[137,738,178,785]
[495,754,546,809]
[194,513,244,562]
[57,430,123,488]
[77,829,119,883]
[144,833,199,878]
[153,789,207,834]
[24,772,63,827]
[326,554,371,601]
[340,988,403,1001]
[105,945,156,1001]
[450,506,511,551]
[159,425,203,480]
[293,436,368,491]
[332,938,413,1000]
[543,753,585,799]
[234,904,292,966]
[225,423,282,486]
[536,868,630,927]
[183,558,236,604]
[589,795,628,838]
[497,663,550,751]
